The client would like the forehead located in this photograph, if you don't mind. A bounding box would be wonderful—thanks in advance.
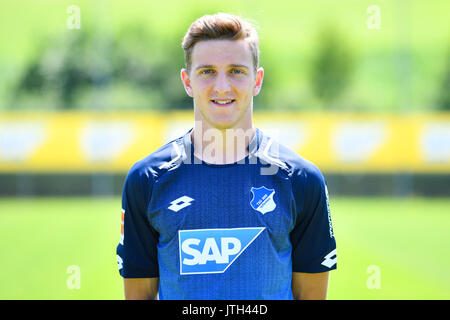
[191,39,253,68]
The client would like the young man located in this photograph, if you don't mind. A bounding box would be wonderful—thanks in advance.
[116,13,337,300]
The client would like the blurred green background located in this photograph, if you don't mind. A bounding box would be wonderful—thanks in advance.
[0,0,449,300]
[1,0,450,112]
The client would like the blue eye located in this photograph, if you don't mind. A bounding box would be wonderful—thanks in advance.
[200,69,214,75]
[231,69,243,74]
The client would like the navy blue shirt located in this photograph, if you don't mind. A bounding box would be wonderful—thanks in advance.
[116,128,337,299]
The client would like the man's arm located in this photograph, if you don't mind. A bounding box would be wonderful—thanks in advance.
[291,272,329,300]
[124,277,159,300]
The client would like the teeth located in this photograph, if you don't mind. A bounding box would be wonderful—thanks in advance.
[214,100,232,104]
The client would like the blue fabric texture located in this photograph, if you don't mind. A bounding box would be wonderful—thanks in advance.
[116,128,337,299]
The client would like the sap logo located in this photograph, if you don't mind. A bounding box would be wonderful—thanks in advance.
[178,227,265,275]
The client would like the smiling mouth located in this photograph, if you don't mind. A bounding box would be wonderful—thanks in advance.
[211,99,235,106]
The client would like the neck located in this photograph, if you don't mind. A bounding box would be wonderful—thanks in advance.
[191,121,255,165]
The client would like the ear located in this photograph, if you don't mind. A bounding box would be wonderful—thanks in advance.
[180,68,194,97]
[253,67,264,96]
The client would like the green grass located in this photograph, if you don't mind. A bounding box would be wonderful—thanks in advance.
[0,197,122,299]
[328,197,450,299]
[0,196,449,299]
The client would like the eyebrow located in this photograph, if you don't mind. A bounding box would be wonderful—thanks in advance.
[195,64,250,71]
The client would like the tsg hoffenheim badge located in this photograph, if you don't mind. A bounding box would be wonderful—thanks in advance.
[250,186,276,214]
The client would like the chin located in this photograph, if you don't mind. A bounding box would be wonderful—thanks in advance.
[209,120,237,130]
[204,113,240,130]
[198,104,250,130]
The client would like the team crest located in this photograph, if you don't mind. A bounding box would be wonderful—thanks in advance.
[250,186,276,214]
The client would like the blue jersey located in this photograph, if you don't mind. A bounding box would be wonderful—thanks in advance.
[116,128,337,299]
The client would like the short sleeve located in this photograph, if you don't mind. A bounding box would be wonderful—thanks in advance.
[290,165,337,273]
[116,164,159,278]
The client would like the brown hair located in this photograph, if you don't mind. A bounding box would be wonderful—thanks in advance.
[182,13,259,74]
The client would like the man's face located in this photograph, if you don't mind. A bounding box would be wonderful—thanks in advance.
[181,39,264,130]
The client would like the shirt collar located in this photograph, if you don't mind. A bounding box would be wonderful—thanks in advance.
[182,127,263,163]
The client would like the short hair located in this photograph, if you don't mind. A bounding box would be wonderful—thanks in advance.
[181,13,260,74]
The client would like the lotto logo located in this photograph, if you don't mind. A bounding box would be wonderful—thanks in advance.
[321,249,337,268]
[178,227,265,275]
[168,196,194,212]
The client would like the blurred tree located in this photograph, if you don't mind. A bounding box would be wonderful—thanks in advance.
[14,30,93,109]
[309,26,355,109]
[12,25,192,110]
[435,46,450,111]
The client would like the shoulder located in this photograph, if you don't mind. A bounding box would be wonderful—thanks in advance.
[125,133,187,186]
[258,129,325,186]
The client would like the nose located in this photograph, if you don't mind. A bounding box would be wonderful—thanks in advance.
[213,71,231,95]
